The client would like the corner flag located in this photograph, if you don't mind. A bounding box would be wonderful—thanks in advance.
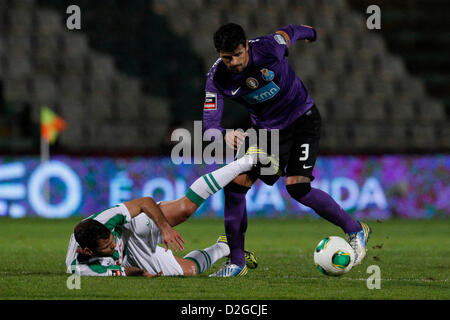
[41,107,66,144]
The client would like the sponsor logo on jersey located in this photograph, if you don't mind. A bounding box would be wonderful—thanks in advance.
[204,92,217,110]
[246,77,259,89]
[108,269,123,277]
[242,81,280,104]
[260,68,275,81]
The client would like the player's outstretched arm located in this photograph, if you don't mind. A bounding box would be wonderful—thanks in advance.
[275,24,317,47]
[124,197,185,252]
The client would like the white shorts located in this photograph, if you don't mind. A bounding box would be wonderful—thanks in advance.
[122,213,183,276]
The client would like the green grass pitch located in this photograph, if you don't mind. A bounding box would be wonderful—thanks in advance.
[0,217,448,300]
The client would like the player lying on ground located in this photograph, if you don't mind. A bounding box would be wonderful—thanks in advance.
[201,23,371,276]
[66,152,267,277]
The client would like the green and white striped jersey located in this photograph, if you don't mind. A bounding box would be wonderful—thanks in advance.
[66,203,132,276]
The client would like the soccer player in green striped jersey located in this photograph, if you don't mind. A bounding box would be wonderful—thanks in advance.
[66,151,268,277]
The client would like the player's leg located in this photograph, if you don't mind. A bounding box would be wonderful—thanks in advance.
[159,153,261,227]
[203,173,253,277]
[186,153,257,205]
[158,197,197,227]
[122,214,184,276]
[212,130,287,276]
[123,217,230,276]
[286,175,363,234]
[284,105,371,265]
[181,236,230,276]
[223,174,253,268]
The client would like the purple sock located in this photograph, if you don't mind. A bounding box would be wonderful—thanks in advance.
[296,187,361,234]
[224,184,249,267]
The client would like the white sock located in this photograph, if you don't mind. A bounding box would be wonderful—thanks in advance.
[186,155,254,205]
[183,242,230,274]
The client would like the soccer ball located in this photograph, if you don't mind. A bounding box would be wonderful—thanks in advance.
[314,236,355,276]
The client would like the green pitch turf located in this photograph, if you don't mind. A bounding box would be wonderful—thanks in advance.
[0,217,448,300]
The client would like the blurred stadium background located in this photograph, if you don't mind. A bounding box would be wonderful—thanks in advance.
[0,0,448,219]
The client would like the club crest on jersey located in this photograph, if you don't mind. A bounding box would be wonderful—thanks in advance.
[246,77,259,89]
[204,92,217,110]
[260,68,275,81]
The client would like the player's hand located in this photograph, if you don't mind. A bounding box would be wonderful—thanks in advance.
[161,227,185,252]
[225,130,247,150]
[143,271,162,278]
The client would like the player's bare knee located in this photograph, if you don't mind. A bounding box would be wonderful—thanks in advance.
[180,258,198,276]
[286,176,311,184]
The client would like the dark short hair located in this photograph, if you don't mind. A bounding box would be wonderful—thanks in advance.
[74,219,111,251]
[214,23,247,52]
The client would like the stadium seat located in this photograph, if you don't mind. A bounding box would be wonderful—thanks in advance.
[410,124,437,150]
[437,125,450,150]
[339,71,366,98]
[415,98,446,122]
[223,11,251,33]
[312,71,338,99]
[4,53,32,79]
[59,122,86,149]
[314,92,330,120]
[319,49,347,75]
[283,6,307,26]
[352,123,379,150]
[85,52,115,79]
[166,11,193,36]
[3,77,29,103]
[112,124,143,149]
[85,94,114,121]
[58,100,86,123]
[141,97,170,122]
[7,0,34,11]
[32,35,59,76]
[320,123,352,151]
[332,95,357,122]
[29,75,57,106]
[142,122,170,149]
[292,51,318,79]
[112,75,142,120]
[4,35,32,56]
[253,8,279,32]
[377,123,409,152]
[386,95,415,121]
[60,32,89,56]
[6,7,33,36]
[58,75,84,103]
[92,123,142,150]
[358,96,386,121]
[57,45,86,76]
[190,30,215,58]
[178,0,204,12]
[34,9,61,36]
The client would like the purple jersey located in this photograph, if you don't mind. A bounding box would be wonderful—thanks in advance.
[203,25,317,132]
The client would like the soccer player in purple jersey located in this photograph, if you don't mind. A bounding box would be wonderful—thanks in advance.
[202,23,372,277]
